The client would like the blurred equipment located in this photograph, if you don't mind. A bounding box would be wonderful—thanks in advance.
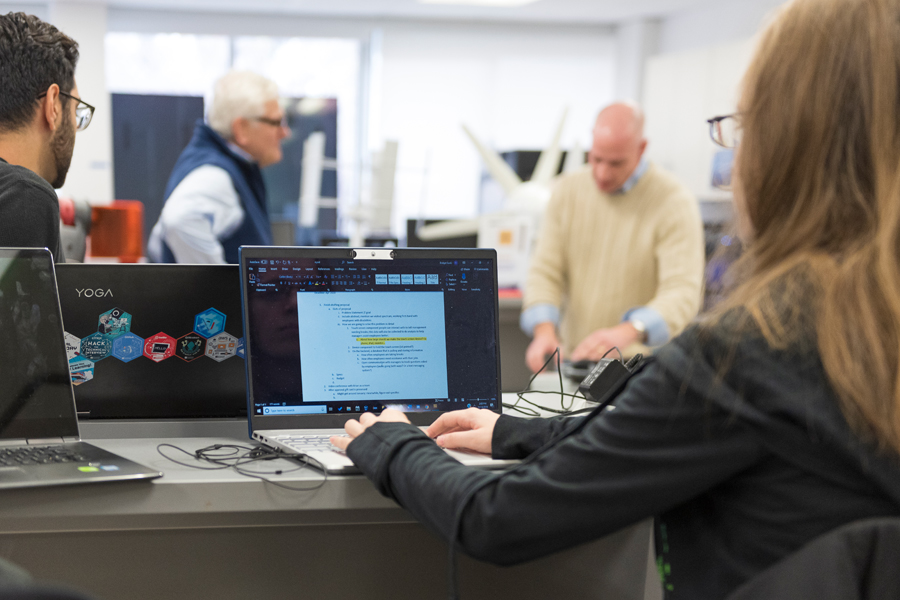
[344,139,399,248]
[58,196,93,262]
[711,149,734,190]
[270,220,296,246]
[407,219,477,248]
[59,198,146,263]
[320,235,398,247]
[416,109,577,289]
[271,97,339,245]
[297,131,397,248]
[298,131,327,229]
[478,213,536,289]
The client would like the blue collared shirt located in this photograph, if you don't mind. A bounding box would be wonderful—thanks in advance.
[617,157,649,194]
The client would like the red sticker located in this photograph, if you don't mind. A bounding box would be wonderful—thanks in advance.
[143,332,176,363]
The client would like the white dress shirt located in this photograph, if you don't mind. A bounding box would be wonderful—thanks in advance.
[147,165,244,264]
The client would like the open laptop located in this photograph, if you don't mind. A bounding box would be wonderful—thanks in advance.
[240,246,515,473]
[54,264,246,419]
[0,248,162,489]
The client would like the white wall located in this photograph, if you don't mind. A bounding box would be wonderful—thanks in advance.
[657,0,786,55]
[615,18,660,104]
[49,1,114,204]
[642,0,788,202]
[0,2,45,18]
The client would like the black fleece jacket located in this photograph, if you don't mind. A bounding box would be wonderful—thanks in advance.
[346,323,900,599]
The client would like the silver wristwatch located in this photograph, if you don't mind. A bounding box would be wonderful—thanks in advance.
[630,319,648,344]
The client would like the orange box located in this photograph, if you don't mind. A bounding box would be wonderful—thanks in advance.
[89,200,144,263]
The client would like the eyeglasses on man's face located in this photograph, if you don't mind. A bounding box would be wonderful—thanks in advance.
[253,115,289,129]
[37,89,96,132]
[707,114,740,148]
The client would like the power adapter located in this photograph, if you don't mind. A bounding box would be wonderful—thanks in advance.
[578,357,640,406]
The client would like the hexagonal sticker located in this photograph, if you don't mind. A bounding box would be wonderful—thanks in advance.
[194,308,226,339]
[97,307,132,338]
[236,337,245,359]
[205,332,238,362]
[112,332,144,363]
[69,356,94,386]
[143,332,176,363]
[80,332,111,362]
[176,333,207,362]
[64,332,81,360]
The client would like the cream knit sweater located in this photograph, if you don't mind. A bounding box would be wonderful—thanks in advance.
[524,164,705,353]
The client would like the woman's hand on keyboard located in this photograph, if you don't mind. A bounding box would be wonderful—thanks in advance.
[425,408,499,455]
[330,409,411,451]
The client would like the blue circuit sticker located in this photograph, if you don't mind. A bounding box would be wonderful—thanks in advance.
[194,308,226,339]
[112,332,144,363]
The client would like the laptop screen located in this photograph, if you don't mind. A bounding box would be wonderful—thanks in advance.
[0,248,79,440]
[241,247,500,428]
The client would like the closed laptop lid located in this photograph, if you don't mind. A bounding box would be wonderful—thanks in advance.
[55,264,247,419]
[0,248,79,440]
[240,246,501,431]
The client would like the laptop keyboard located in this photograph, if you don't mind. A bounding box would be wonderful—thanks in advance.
[0,445,86,466]
[273,434,346,454]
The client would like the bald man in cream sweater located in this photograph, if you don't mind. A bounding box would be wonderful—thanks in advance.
[521,103,705,372]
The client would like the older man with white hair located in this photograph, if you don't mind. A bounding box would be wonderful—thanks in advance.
[148,70,289,264]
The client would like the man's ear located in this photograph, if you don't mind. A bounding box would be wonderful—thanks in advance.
[231,117,249,146]
[637,138,648,158]
[40,84,63,132]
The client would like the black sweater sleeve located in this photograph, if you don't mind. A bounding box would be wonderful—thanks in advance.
[491,413,585,459]
[346,338,766,566]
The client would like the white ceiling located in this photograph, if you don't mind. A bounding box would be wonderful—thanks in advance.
[47,0,724,25]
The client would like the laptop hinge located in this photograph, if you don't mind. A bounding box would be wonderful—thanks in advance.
[25,438,68,445]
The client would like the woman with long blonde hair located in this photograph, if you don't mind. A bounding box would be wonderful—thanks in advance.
[332,0,900,597]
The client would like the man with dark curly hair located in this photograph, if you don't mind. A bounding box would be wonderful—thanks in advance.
[0,12,89,263]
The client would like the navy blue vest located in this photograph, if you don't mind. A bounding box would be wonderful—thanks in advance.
[158,121,273,264]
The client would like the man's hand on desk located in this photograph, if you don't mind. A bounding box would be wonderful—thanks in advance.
[426,408,499,455]
[570,322,641,363]
[330,409,412,451]
[526,322,562,373]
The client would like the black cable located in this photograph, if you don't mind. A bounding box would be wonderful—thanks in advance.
[156,443,328,492]
[502,347,590,416]
[601,346,623,361]
[502,390,587,416]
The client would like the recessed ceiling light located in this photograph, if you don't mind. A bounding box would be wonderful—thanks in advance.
[418,0,541,6]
